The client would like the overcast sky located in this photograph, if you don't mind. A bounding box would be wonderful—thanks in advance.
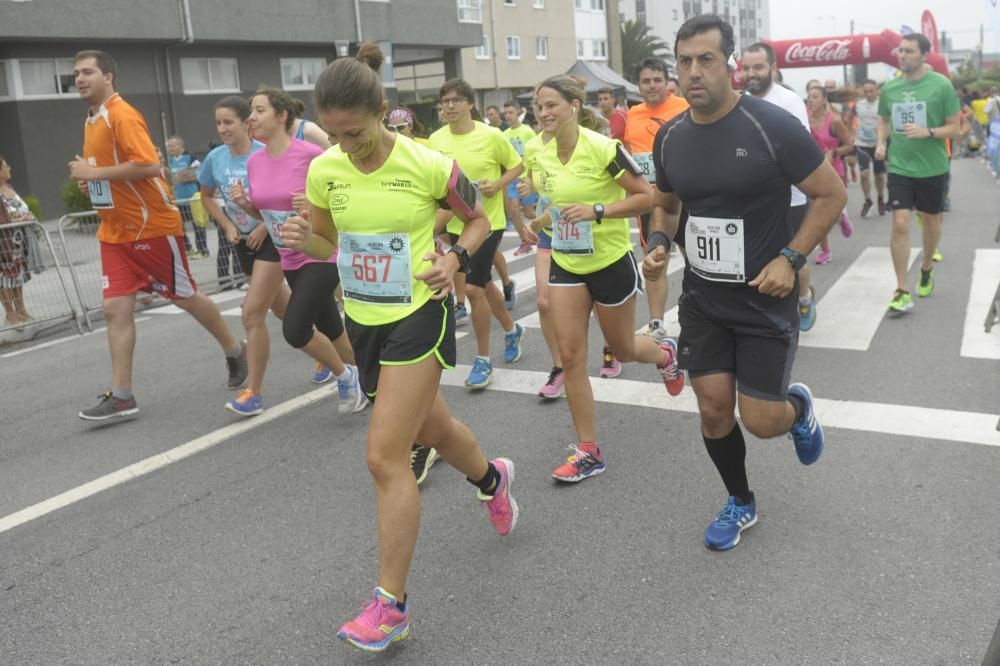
[768,0,993,94]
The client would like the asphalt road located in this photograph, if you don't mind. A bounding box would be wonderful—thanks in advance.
[1,158,998,665]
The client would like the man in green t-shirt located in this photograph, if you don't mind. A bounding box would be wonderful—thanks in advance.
[875,33,961,314]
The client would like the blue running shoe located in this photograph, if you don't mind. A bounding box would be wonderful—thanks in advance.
[454,303,468,325]
[465,357,493,388]
[503,279,517,310]
[337,365,369,415]
[226,389,263,417]
[312,362,333,384]
[798,285,817,332]
[503,323,524,363]
[788,382,824,465]
[704,496,758,551]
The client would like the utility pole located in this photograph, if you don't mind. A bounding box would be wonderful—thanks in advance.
[844,19,854,86]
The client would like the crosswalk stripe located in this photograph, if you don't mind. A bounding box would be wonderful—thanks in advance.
[961,248,1000,359]
[800,247,922,350]
[440,364,1000,448]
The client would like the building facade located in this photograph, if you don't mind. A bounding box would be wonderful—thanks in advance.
[456,0,623,113]
[620,0,769,57]
[0,0,481,216]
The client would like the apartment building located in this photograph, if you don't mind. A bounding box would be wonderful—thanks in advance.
[620,0,770,57]
[0,0,481,215]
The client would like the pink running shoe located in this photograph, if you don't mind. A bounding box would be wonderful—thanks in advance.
[513,240,534,256]
[537,366,565,399]
[815,248,832,265]
[599,347,622,378]
[657,339,684,396]
[337,587,410,652]
[839,212,853,238]
[479,458,518,536]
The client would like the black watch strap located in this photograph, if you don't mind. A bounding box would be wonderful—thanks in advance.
[780,247,806,272]
[449,244,471,273]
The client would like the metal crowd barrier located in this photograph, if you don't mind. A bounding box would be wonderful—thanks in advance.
[57,200,247,330]
[0,219,83,337]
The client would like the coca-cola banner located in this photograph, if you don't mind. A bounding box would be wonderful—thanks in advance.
[765,29,949,75]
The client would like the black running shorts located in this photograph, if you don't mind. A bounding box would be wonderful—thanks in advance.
[676,276,799,401]
[233,235,280,276]
[887,173,948,215]
[549,251,642,307]
[345,295,456,401]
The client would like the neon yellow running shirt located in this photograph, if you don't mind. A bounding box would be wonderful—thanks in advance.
[306,136,454,326]
[530,126,631,274]
[429,120,521,235]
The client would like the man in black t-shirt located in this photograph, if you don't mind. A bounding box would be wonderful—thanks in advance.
[643,15,847,552]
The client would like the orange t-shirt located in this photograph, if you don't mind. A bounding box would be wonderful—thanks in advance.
[83,93,181,244]
[624,94,690,154]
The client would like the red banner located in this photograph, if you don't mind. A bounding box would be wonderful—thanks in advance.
[765,29,948,75]
[921,10,939,53]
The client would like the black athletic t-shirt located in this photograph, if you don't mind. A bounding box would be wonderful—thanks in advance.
[653,94,823,286]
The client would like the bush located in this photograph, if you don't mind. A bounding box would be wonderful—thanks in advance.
[61,179,92,214]
[22,194,42,222]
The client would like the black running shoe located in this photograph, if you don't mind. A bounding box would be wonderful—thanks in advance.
[410,445,439,485]
[78,391,139,421]
[227,340,248,389]
[877,198,887,216]
[860,199,873,218]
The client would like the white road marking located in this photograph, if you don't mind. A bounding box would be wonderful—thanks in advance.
[441,365,1000,448]
[0,385,336,536]
[1,318,152,359]
[147,289,246,315]
[800,247,922,350]
[961,249,1000,359]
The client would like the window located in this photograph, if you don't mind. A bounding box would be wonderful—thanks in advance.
[506,36,521,59]
[595,40,608,59]
[574,0,585,8]
[504,0,516,5]
[591,0,605,9]
[475,34,491,60]
[18,58,77,97]
[536,36,548,59]
[458,0,482,22]
[533,0,544,6]
[577,40,587,58]
[180,58,240,94]
[280,58,326,91]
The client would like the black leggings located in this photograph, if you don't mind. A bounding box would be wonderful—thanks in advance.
[283,262,345,349]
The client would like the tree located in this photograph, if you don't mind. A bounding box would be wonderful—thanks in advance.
[621,19,672,83]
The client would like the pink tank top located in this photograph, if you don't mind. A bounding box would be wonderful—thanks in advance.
[810,112,845,179]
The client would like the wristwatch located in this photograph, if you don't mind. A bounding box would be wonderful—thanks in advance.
[927,127,936,138]
[780,247,806,272]
[448,244,471,274]
[593,203,605,223]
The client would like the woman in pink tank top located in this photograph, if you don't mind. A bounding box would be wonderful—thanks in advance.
[807,86,853,264]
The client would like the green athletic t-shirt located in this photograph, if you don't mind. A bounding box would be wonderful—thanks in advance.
[503,124,536,158]
[530,127,631,274]
[429,121,522,234]
[306,135,453,327]
[878,70,960,178]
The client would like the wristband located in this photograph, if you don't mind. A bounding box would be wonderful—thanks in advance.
[646,230,671,253]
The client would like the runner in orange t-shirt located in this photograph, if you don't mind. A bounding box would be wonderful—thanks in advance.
[625,57,690,343]
[69,50,247,421]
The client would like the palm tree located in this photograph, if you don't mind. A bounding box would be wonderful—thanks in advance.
[620,19,673,82]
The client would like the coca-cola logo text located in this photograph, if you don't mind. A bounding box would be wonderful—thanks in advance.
[785,39,852,63]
